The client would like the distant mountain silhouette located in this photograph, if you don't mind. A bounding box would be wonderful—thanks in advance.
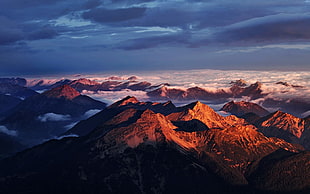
[0,77,27,86]
[2,76,308,117]
[0,83,38,99]
[0,85,106,146]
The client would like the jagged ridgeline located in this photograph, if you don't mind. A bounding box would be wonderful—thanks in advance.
[0,96,309,194]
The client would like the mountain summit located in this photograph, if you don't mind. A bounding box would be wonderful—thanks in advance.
[220,101,270,117]
[0,97,308,193]
[43,85,80,100]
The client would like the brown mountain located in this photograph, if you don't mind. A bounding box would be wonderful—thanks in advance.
[251,111,310,150]
[0,97,308,193]
[43,84,80,100]
[167,101,232,129]
[147,81,265,102]
[66,78,154,93]
[7,85,105,116]
[66,96,176,136]
[220,101,270,117]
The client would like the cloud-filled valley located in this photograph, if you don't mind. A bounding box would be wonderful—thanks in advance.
[20,69,310,118]
[37,113,72,122]
[0,126,17,136]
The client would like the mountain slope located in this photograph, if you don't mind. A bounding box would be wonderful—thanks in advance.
[257,111,305,138]
[220,101,270,117]
[0,97,307,193]
[247,149,310,192]
[66,96,176,136]
[43,84,80,100]
[0,85,106,146]
[244,111,310,150]
[0,83,38,99]
[0,94,22,117]
[0,77,27,86]
[0,133,24,159]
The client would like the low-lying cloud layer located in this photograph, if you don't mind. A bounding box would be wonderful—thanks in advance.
[27,70,310,109]
[83,109,101,118]
[82,89,149,105]
[79,70,309,117]
[0,125,18,136]
[38,113,72,122]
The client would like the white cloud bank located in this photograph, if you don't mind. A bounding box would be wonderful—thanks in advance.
[82,89,149,105]
[0,126,18,136]
[78,70,309,106]
[38,113,71,122]
[83,109,101,119]
[64,122,79,130]
[301,111,310,118]
[55,134,79,140]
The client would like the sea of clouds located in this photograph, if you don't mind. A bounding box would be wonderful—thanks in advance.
[81,69,309,101]
[0,125,18,136]
[26,69,310,115]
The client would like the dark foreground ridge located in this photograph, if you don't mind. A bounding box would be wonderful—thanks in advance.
[0,96,309,194]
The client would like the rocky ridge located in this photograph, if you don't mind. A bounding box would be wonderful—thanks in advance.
[0,97,308,193]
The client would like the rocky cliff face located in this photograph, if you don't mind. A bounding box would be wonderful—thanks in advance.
[250,110,310,150]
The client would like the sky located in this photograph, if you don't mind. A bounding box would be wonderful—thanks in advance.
[1,0,310,75]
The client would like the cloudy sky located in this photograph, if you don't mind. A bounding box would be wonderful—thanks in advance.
[1,0,310,75]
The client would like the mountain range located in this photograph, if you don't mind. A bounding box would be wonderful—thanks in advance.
[0,85,106,157]
[0,96,308,193]
[17,76,309,117]
[1,76,308,117]
[221,101,310,150]
[0,75,309,193]
[220,101,270,117]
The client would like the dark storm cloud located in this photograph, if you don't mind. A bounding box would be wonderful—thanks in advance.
[212,14,310,44]
[82,0,102,9]
[129,8,193,28]
[0,0,63,8]
[27,27,59,41]
[110,0,155,2]
[126,4,271,29]
[0,30,23,45]
[0,0,86,22]
[1,0,310,74]
[0,17,59,45]
[119,32,190,50]
[0,16,24,44]
[82,7,147,23]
